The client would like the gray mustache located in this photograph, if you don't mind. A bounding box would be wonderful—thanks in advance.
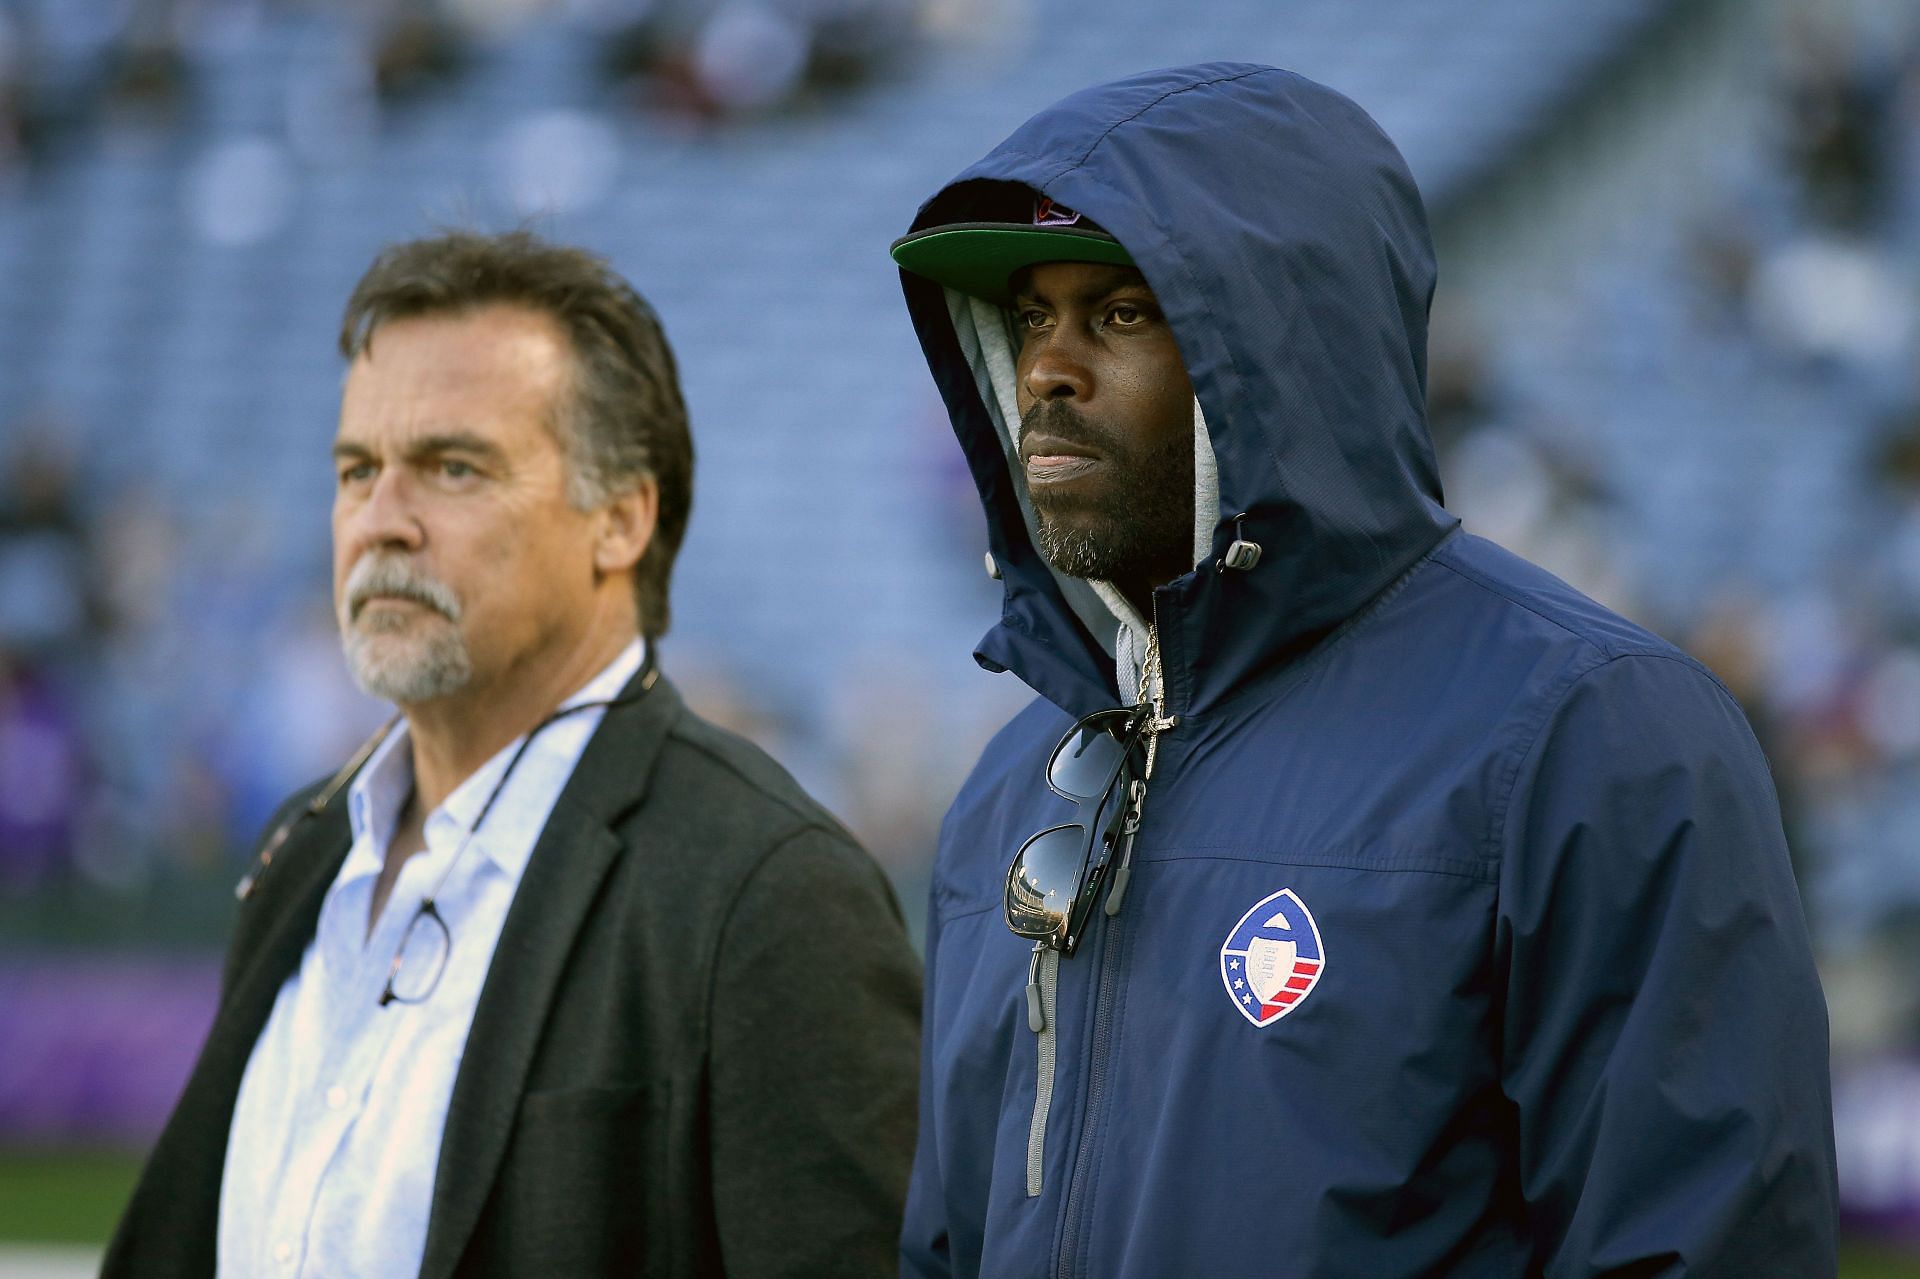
[345,556,462,622]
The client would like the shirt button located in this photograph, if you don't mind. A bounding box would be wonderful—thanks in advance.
[274,1240,294,1264]
[326,1085,348,1110]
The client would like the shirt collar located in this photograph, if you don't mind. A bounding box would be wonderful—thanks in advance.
[343,720,416,883]
[463,638,644,877]
[341,639,646,883]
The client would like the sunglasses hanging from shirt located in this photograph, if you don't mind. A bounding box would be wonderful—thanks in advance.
[1005,628,1175,1031]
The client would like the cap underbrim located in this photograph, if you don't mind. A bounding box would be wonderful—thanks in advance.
[890,223,1134,305]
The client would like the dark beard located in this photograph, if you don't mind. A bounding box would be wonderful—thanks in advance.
[1023,399,1195,587]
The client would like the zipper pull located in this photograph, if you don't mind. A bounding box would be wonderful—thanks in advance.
[1025,942,1047,1032]
[1104,781,1147,917]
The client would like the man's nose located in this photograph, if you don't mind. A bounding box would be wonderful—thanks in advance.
[1022,335,1094,403]
[345,469,425,555]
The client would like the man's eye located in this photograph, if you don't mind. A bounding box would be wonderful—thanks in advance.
[441,459,475,479]
[1017,308,1049,330]
[1108,303,1144,325]
[339,462,375,485]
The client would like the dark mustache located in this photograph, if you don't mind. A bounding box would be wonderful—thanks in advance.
[1020,399,1117,455]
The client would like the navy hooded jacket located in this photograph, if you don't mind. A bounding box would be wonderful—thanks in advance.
[896,65,1837,1278]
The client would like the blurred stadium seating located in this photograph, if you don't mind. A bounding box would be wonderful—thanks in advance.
[0,0,1916,1268]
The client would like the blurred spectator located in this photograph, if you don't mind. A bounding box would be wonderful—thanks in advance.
[0,9,43,185]
[0,415,99,662]
[0,650,88,896]
[0,421,99,891]
[1778,15,1899,233]
[95,0,194,137]
[1423,301,1497,458]
[1875,407,1920,620]
[369,2,469,106]
[598,0,921,121]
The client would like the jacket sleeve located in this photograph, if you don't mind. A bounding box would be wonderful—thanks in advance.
[708,825,922,1278]
[1497,653,1837,1278]
[899,894,951,1279]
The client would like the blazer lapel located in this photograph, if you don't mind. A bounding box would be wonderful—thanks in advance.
[111,803,351,1275]
[419,673,682,1279]
[225,811,355,1019]
[194,804,355,1133]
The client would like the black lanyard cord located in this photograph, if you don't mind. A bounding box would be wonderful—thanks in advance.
[236,648,660,902]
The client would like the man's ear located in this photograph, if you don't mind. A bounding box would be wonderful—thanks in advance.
[593,476,658,579]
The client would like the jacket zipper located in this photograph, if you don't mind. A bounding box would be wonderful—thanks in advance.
[1052,609,1167,1277]
[1053,903,1124,1278]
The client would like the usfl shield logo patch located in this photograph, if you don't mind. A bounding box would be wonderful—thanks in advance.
[1220,889,1325,1026]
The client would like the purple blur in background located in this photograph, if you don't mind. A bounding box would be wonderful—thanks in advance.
[0,958,218,1145]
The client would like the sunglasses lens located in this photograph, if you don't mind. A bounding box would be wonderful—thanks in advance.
[1048,709,1135,800]
[1005,823,1088,942]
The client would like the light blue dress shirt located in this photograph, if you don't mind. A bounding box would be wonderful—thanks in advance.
[217,641,644,1278]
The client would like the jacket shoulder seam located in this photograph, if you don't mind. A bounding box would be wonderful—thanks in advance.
[1488,650,1735,860]
[1429,553,1627,659]
[1486,651,1611,859]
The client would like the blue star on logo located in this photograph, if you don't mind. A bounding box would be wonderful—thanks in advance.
[1241,993,1253,1005]
[1234,979,1245,989]
[1229,959,1240,970]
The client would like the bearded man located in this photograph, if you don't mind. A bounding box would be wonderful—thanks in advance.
[891,65,1835,1277]
[106,230,919,1279]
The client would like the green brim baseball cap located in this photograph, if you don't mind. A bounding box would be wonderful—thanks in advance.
[891,214,1134,307]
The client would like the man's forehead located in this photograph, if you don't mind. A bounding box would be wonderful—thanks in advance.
[331,419,506,453]
[1009,261,1155,302]
[346,305,572,392]
[339,309,567,428]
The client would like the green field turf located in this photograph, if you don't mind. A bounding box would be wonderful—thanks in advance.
[0,1150,142,1245]
[1845,1245,1920,1279]
[0,1149,1915,1274]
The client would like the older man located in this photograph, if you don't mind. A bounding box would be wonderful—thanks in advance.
[106,230,919,1278]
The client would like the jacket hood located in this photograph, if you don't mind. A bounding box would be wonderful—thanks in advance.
[899,63,1458,719]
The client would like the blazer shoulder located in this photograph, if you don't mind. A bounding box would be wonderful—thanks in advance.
[644,705,860,854]
[598,703,898,980]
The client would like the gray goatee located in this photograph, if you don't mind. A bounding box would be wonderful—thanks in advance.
[338,554,473,704]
